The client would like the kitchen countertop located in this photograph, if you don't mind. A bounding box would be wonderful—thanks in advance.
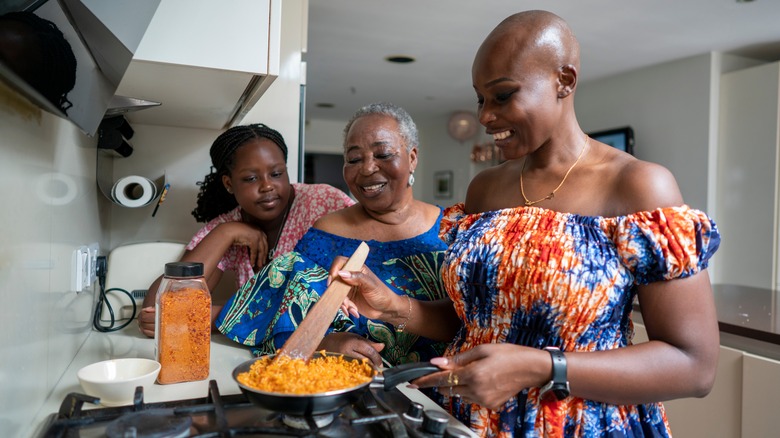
[633,283,780,360]
[711,284,780,345]
[31,325,476,437]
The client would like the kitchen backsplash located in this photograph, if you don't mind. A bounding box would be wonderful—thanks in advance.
[0,80,107,437]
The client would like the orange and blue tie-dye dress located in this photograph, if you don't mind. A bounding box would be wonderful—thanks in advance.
[434,203,720,437]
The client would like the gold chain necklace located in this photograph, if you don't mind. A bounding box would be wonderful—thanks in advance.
[520,136,589,207]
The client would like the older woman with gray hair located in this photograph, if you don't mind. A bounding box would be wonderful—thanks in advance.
[214,102,458,367]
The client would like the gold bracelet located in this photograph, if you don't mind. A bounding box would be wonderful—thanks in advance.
[395,295,412,333]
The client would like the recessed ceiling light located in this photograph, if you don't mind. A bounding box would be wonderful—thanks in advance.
[385,55,415,64]
[316,103,334,108]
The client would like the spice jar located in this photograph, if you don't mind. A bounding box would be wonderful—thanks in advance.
[155,261,211,384]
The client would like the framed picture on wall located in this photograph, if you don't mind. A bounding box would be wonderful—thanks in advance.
[587,126,635,155]
[434,171,453,199]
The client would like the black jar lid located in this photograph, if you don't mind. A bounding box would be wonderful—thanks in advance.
[164,261,203,277]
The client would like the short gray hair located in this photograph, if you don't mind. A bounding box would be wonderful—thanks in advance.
[343,102,419,152]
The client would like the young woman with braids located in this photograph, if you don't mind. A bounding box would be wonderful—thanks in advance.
[138,123,354,337]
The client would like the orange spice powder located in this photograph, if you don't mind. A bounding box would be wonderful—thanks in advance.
[157,287,211,384]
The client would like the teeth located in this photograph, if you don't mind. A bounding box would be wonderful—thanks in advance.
[493,131,512,141]
[363,184,384,191]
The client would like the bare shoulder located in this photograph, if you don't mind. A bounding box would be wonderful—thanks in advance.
[612,156,684,213]
[465,160,523,213]
[312,205,362,233]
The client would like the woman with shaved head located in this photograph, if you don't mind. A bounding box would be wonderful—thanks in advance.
[335,10,720,437]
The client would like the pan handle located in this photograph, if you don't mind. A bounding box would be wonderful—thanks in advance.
[378,361,441,391]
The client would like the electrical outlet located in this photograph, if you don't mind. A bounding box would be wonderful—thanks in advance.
[85,242,99,290]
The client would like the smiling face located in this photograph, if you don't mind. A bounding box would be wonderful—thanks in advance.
[343,114,417,214]
[222,138,291,224]
[472,12,578,160]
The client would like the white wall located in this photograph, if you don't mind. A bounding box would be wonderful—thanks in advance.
[305,118,346,154]
[576,54,714,211]
[414,114,475,206]
[109,124,218,247]
[0,80,107,437]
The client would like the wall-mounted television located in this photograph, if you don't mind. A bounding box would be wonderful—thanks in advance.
[587,126,634,155]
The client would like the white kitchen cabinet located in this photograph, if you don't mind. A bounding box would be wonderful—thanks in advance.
[633,323,742,437]
[116,0,282,130]
[716,61,780,290]
[741,353,780,437]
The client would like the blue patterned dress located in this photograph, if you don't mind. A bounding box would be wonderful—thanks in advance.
[215,210,449,365]
[435,204,720,437]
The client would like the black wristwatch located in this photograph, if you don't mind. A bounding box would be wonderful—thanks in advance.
[539,347,570,401]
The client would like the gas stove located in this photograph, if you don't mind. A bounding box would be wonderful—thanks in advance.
[35,379,473,437]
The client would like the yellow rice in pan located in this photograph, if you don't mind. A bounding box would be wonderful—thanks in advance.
[237,352,374,394]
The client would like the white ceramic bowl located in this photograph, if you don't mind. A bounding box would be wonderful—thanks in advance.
[77,358,161,406]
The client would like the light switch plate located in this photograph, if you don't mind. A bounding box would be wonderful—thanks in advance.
[72,242,100,293]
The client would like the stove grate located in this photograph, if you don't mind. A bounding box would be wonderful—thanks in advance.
[36,380,418,437]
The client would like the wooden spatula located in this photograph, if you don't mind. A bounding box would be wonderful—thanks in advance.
[276,241,370,360]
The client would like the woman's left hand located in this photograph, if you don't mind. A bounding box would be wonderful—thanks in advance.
[412,344,549,410]
[318,332,385,367]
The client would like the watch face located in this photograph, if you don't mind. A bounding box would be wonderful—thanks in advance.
[541,382,570,401]
[552,387,569,400]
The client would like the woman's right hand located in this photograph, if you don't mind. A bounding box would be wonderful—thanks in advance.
[412,344,548,410]
[329,256,404,321]
[330,255,461,343]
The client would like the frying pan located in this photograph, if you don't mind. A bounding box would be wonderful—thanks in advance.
[232,352,440,416]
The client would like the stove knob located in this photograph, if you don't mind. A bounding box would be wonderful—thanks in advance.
[404,401,424,421]
[422,410,449,435]
[445,426,473,438]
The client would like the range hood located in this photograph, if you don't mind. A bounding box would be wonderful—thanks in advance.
[104,95,161,117]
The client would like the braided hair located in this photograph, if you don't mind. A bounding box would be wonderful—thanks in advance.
[0,12,77,113]
[192,123,289,223]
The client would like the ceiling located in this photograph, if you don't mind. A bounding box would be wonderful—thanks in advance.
[304,0,780,123]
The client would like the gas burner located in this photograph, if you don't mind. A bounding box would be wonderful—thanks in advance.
[281,413,334,429]
[105,410,191,438]
[35,380,472,437]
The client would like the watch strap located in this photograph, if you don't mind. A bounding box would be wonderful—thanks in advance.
[540,346,570,401]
